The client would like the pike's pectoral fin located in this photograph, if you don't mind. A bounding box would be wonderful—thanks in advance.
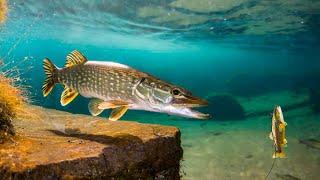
[107,100,130,106]
[269,132,274,140]
[60,87,79,106]
[65,50,87,68]
[109,106,129,121]
[88,98,105,116]
[88,99,130,118]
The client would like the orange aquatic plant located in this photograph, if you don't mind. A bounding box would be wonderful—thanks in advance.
[0,73,26,143]
[0,0,8,24]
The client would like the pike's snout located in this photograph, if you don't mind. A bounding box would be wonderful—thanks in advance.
[172,94,209,107]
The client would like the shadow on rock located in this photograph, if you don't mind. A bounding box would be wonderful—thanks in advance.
[48,129,143,145]
[203,94,245,120]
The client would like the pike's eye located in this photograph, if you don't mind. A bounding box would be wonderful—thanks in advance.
[171,89,181,96]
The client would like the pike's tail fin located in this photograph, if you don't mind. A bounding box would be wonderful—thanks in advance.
[42,58,58,97]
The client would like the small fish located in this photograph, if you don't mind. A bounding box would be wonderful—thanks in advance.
[42,50,210,121]
[269,105,287,158]
[299,138,320,150]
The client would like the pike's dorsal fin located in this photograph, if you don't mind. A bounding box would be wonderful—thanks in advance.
[60,87,79,106]
[65,50,87,68]
[109,106,129,121]
[88,98,105,116]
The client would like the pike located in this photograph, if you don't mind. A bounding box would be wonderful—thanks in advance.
[42,50,210,121]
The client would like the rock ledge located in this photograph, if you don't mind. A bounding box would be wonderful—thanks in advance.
[0,105,182,179]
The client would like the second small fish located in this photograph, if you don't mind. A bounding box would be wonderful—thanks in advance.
[269,105,287,158]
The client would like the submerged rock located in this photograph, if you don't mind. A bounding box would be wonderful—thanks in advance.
[204,94,245,120]
[0,105,183,179]
[275,173,301,180]
[299,138,320,150]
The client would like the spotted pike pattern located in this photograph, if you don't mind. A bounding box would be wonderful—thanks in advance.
[42,50,210,120]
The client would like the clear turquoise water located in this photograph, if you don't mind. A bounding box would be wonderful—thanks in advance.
[1,1,320,179]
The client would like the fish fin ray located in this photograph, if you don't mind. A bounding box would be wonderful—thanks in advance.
[88,98,105,116]
[42,58,58,97]
[109,106,129,121]
[98,102,121,109]
[60,87,78,106]
[65,50,87,68]
[269,132,274,140]
[279,123,286,130]
[107,100,129,106]
[273,151,286,158]
[283,138,288,145]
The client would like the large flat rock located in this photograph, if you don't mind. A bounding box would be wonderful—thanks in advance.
[0,105,182,179]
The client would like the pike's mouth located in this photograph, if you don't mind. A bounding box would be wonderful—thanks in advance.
[185,107,212,119]
[166,95,211,119]
[170,106,211,120]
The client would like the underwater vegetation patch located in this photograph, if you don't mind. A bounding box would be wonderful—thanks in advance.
[0,0,7,24]
[0,74,26,143]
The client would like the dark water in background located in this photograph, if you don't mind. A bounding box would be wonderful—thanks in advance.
[1,0,320,179]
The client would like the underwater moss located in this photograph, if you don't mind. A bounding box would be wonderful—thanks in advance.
[0,0,8,24]
[0,74,25,143]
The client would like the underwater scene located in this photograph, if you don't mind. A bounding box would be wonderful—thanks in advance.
[1,0,320,179]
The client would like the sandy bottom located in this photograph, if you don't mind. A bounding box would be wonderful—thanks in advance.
[134,90,320,179]
[178,91,320,180]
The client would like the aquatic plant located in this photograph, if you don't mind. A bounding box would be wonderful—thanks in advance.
[0,74,25,143]
[0,0,8,24]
